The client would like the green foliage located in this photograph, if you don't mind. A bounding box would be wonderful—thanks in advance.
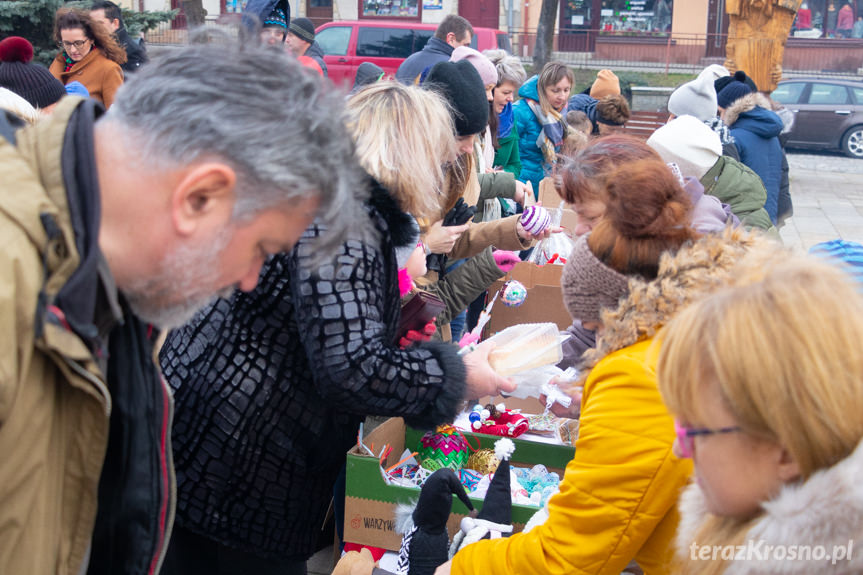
[0,0,66,65]
[0,0,176,66]
[122,8,178,38]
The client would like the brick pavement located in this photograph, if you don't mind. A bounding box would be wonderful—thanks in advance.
[780,152,863,250]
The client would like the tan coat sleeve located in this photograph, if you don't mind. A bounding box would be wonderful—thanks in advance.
[448,215,531,260]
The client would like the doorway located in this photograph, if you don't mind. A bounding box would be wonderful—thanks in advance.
[706,0,728,58]
[459,0,500,30]
[307,0,334,27]
[559,0,598,52]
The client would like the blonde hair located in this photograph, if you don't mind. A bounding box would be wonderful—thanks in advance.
[346,82,455,221]
[537,62,573,119]
[0,87,39,124]
[658,251,863,574]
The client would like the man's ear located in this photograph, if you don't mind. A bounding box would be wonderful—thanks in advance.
[171,163,237,237]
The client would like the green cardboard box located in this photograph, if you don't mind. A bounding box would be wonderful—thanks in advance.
[343,417,575,551]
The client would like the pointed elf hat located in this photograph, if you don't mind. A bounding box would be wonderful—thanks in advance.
[476,438,515,526]
[413,467,474,532]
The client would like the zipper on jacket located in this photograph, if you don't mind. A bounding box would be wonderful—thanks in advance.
[147,373,175,575]
[60,354,112,416]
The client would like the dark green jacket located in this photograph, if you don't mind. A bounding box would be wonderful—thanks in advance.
[494,129,522,179]
[474,170,516,222]
[700,155,774,232]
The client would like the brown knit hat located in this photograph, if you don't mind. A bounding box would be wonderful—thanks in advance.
[589,69,620,99]
[561,234,630,325]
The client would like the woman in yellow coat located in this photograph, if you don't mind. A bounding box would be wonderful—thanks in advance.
[440,158,770,575]
[49,7,126,108]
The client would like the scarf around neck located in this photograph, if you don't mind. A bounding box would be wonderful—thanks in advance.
[498,101,514,139]
[527,99,567,164]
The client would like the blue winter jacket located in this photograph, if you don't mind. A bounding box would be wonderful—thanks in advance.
[568,93,599,131]
[513,75,548,196]
[727,103,784,223]
[395,37,453,84]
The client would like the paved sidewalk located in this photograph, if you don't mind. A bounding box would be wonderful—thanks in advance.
[779,152,863,250]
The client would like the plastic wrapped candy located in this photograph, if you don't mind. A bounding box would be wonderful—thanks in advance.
[501,280,527,307]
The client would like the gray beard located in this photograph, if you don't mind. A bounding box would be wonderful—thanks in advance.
[122,230,235,330]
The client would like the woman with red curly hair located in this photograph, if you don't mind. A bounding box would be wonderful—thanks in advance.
[49,6,126,108]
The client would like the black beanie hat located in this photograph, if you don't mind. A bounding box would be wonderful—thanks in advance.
[289,17,316,43]
[0,37,66,109]
[425,60,489,137]
[412,467,474,533]
[714,70,758,97]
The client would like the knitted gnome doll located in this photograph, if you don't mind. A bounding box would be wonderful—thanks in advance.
[448,438,515,557]
[395,467,474,575]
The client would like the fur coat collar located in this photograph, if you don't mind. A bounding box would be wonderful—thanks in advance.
[723,92,774,128]
[675,438,863,573]
[581,228,770,372]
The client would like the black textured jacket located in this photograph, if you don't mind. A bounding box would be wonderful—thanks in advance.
[160,183,466,560]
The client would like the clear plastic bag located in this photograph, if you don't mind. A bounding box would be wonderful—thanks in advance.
[487,323,563,377]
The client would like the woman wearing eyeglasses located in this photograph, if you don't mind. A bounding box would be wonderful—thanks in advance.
[441,160,772,575]
[657,252,863,574]
[49,6,126,108]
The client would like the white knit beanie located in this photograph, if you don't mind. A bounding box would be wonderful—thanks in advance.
[647,115,722,180]
[699,64,730,82]
[667,72,718,122]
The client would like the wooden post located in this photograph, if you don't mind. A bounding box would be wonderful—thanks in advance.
[724,0,802,93]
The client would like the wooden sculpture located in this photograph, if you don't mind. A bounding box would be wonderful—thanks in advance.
[725,0,803,92]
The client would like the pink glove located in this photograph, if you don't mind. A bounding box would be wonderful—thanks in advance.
[399,320,437,348]
[493,250,520,273]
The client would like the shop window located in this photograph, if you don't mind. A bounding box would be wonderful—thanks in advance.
[599,0,673,35]
[361,0,420,18]
[792,1,861,38]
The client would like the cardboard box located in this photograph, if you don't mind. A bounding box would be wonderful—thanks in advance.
[538,177,577,234]
[343,417,575,552]
[485,262,571,335]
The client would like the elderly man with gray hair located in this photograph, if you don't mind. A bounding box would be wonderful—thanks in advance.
[0,40,362,575]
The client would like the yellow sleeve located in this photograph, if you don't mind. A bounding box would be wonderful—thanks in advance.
[452,343,692,575]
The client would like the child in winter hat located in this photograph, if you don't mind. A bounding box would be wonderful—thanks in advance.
[0,37,66,111]
[647,115,723,179]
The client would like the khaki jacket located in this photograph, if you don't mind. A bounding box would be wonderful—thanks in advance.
[50,48,124,108]
[0,99,172,575]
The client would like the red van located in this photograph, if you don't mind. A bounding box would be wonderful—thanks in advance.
[315,20,512,86]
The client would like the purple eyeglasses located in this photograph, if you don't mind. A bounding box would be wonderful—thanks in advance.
[674,420,741,458]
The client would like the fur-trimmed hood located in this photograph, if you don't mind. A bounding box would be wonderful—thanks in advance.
[675,438,863,574]
[581,228,775,372]
[724,92,784,138]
